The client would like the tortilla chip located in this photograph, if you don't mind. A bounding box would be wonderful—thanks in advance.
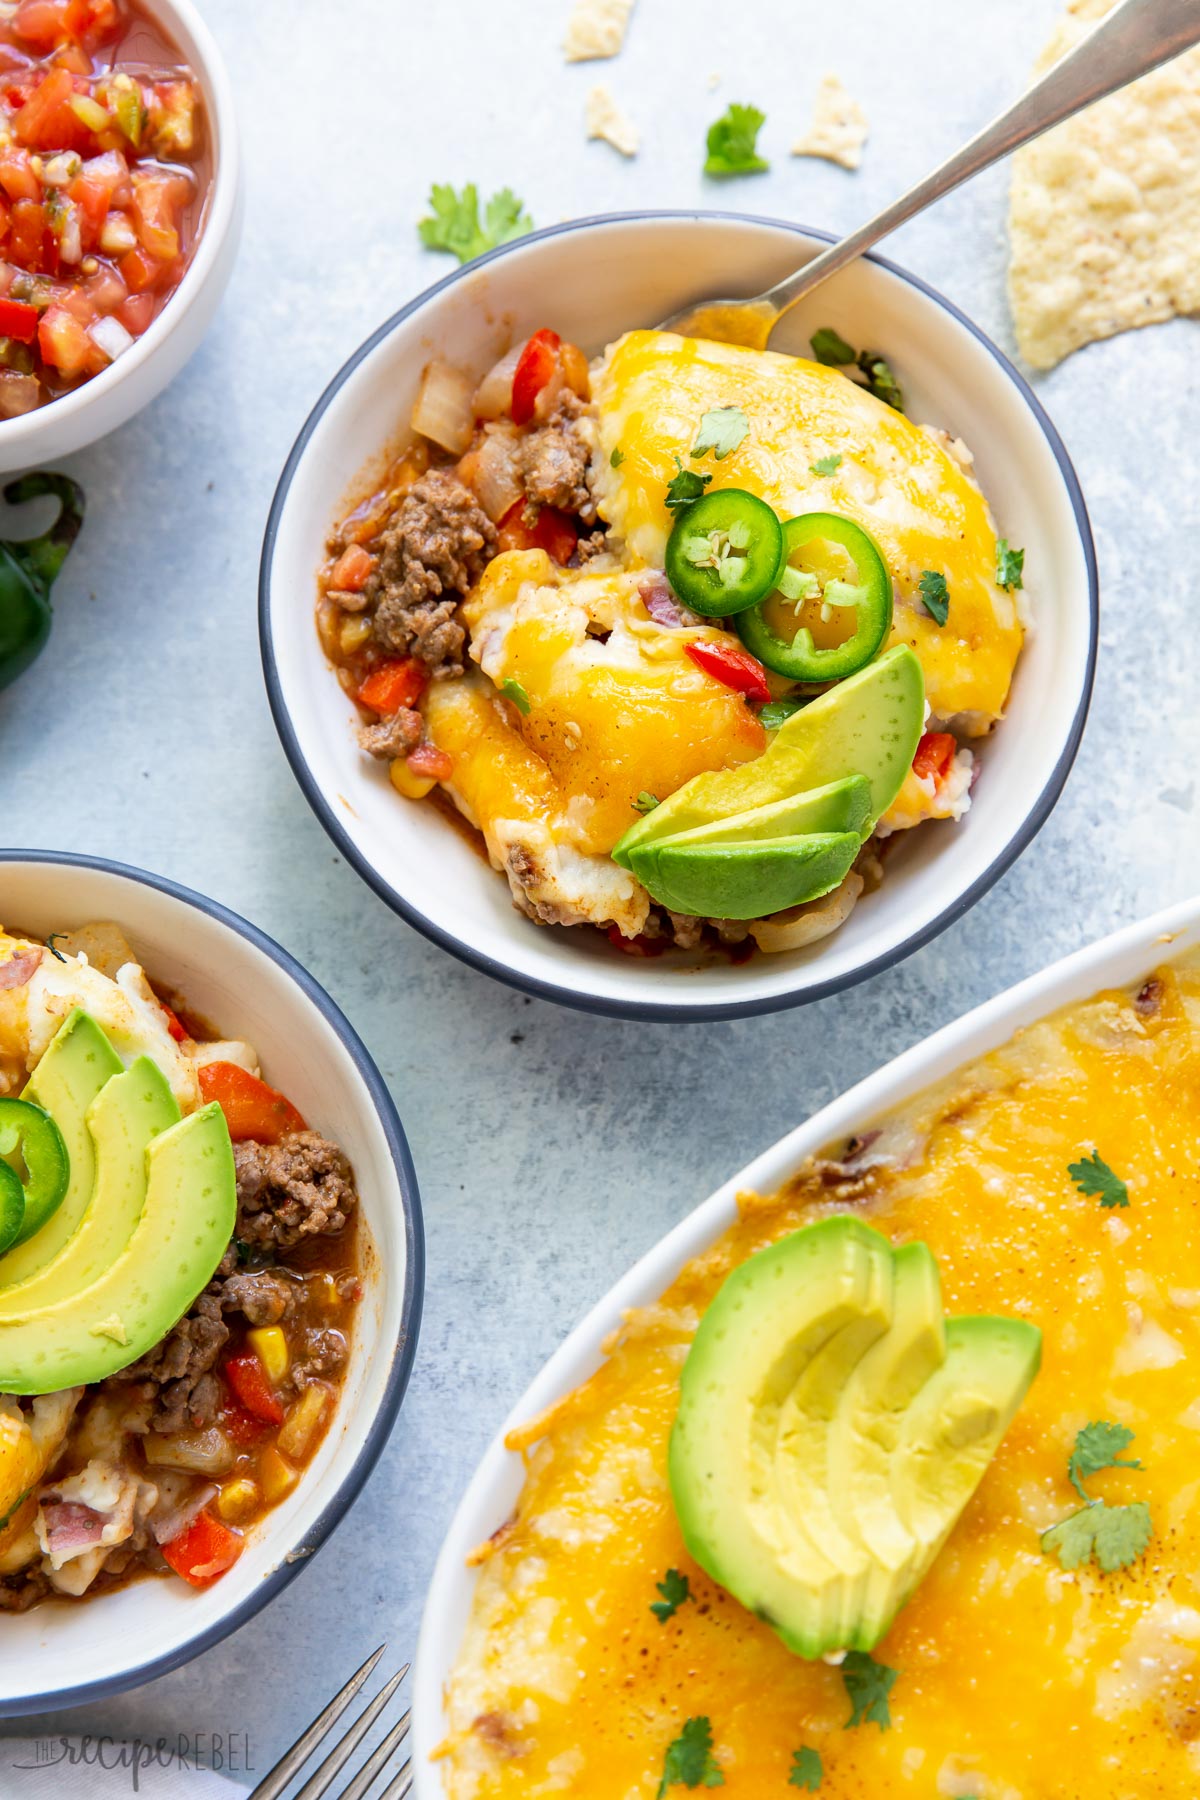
[791,73,869,170]
[563,0,634,62]
[585,83,639,157]
[1009,0,1200,369]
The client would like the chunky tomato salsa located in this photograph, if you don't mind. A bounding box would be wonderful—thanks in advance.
[0,0,208,415]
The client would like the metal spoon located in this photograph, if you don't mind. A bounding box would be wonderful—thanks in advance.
[661,0,1200,348]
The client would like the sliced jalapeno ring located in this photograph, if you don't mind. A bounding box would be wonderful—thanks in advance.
[0,1097,69,1249]
[664,488,785,618]
[736,511,893,682]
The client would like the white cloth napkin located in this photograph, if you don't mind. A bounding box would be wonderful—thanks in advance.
[0,1738,248,1797]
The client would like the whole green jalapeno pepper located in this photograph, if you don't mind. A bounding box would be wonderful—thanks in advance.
[0,472,86,691]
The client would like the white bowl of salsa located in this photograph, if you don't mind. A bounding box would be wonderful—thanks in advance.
[0,0,241,470]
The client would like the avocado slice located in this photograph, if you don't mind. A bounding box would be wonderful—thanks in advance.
[668,1220,1041,1660]
[645,776,873,854]
[828,1242,946,1647]
[1,1010,123,1282]
[613,644,923,867]
[669,1216,896,1660]
[0,1056,179,1316]
[627,831,862,921]
[0,1102,236,1395]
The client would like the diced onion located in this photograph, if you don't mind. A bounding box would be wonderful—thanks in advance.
[470,425,524,521]
[277,1385,329,1460]
[411,358,475,454]
[58,202,82,267]
[749,871,864,954]
[473,344,521,420]
[143,1427,235,1476]
[89,316,135,363]
[99,214,137,256]
[149,1481,217,1546]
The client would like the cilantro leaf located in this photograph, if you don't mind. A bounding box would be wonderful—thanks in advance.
[810,327,857,366]
[789,1746,823,1790]
[650,1567,690,1621]
[996,538,1025,590]
[692,406,749,461]
[501,677,532,716]
[811,454,842,477]
[918,570,950,627]
[857,351,904,412]
[1041,1499,1152,1574]
[610,446,626,468]
[1068,1150,1128,1210]
[418,182,533,265]
[1068,1420,1141,1504]
[759,698,806,730]
[634,792,660,816]
[665,457,713,513]
[842,1651,897,1731]
[704,103,769,177]
[657,1717,725,1796]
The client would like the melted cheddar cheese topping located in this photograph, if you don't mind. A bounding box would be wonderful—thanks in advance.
[440,958,1200,1796]
[591,330,1024,732]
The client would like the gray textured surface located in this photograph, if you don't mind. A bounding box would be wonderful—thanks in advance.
[3,0,1198,1775]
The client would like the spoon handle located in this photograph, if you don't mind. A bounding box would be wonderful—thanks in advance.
[766,0,1200,323]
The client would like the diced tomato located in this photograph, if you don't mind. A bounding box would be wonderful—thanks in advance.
[0,297,37,342]
[223,1351,284,1426]
[496,500,578,564]
[912,730,957,787]
[357,657,426,715]
[131,170,181,260]
[221,1400,268,1447]
[406,742,453,781]
[161,1509,244,1589]
[65,0,119,41]
[14,68,89,152]
[70,173,110,247]
[0,152,40,204]
[511,327,561,426]
[118,244,164,292]
[37,302,89,375]
[158,1002,188,1042]
[197,1060,308,1145]
[8,200,44,267]
[115,289,153,334]
[683,638,772,704]
[12,1,68,52]
[329,543,374,593]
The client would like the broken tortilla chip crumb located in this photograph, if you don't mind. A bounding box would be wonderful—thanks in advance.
[791,73,868,171]
[563,0,635,62]
[1009,0,1200,369]
[585,83,639,157]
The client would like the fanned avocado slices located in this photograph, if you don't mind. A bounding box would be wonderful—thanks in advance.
[627,831,862,921]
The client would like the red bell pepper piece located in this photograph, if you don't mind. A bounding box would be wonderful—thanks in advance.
[912,730,957,787]
[497,500,578,565]
[0,297,38,343]
[511,327,560,426]
[161,1509,244,1589]
[159,1002,188,1043]
[684,638,771,704]
[221,1399,268,1447]
[357,657,426,715]
[406,741,453,781]
[329,543,374,593]
[223,1351,284,1425]
[197,1061,307,1145]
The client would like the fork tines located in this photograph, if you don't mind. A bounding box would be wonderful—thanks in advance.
[247,1647,412,1800]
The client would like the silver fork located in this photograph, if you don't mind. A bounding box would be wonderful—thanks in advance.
[247,1647,413,1800]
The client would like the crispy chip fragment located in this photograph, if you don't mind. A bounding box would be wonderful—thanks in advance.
[791,72,869,170]
[585,83,639,157]
[563,0,634,62]
[1009,0,1200,369]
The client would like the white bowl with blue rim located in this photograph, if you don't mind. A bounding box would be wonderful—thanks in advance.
[0,851,422,1716]
[260,211,1097,1022]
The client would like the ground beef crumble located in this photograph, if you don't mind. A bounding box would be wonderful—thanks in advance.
[233,1130,356,1250]
[366,467,496,677]
[519,392,596,520]
[357,705,422,761]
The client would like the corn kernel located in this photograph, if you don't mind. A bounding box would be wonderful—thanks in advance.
[247,1326,289,1385]
[338,615,373,655]
[216,1478,259,1523]
[259,1447,298,1505]
[316,1273,340,1309]
[389,759,436,801]
[278,1385,329,1461]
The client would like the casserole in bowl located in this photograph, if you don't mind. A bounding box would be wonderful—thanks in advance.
[262,211,1097,1020]
[0,852,422,1715]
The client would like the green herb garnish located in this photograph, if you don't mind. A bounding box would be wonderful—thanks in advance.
[634,792,661,815]
[704,103,768,177]
[788,1746,823,1790]
[665,457,713,514]
[842,1651,896,1731]
[811,454,842,477]
[501,677,532,715]
[808,330,904,411]
[1041,1420,1152,1574]
[759,698,806,731]
[692,406,749,462]
[418,183,533,265]
[650,1567,690,1621]
[918,570,949,627]
[1068,1420,1142,1503]
[610,446,626,468]
[1068,1150,1128,1210]
[996,539,1025,591]
[810,328,857,367]
[657,1717,724,1795]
